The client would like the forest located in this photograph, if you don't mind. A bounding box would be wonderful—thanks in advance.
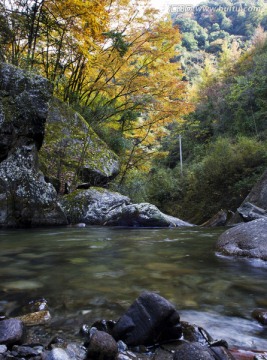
[1,0,267,224]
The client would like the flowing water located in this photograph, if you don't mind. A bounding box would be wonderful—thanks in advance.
[0,226,267,349]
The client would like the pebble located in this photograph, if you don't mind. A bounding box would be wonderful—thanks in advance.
[252,309,267,325]
[0,319,24,346]
[15,310,51,326]
[0,346,7,354]
[43,348,71,360]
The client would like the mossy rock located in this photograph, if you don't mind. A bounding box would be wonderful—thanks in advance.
[0,62,52,161]
[39,98,120,192]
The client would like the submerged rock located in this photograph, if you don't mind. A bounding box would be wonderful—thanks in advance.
[61,188,192,227]
[15,310,51,326]
[216,218,267,260]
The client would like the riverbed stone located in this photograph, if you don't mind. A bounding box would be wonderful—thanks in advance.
[0,345,7,354]
[12,344,40,357]
[111,291,182,346]
[43,348,71,360]
[252,309,267,325]
[65,343,87,360]
[216,218,267,260]
[86,330,118,360]
[181,322,212,344]
[173,342,235,360]
[173,342,214,360]
[0,319,24,346]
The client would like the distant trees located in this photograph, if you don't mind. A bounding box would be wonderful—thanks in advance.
[190,36,267,138]
[172,0,267,80]
[124,19,267,224]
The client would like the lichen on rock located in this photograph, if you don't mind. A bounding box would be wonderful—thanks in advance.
[61,188,192,227]
[0,63,67,227]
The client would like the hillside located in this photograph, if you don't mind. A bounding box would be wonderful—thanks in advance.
[171,0,267,80]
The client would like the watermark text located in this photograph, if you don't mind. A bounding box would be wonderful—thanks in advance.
[169,4,262,14]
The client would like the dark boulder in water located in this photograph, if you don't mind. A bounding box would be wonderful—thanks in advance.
[111,291,182,346]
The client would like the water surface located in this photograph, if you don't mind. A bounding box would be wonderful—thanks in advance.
[0,226,266,349]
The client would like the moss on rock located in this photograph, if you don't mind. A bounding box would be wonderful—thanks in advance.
[39,98,120,192]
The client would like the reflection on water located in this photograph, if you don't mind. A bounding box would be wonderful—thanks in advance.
[0,226,267,349]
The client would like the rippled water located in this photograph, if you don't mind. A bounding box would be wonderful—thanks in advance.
[0,226,267,349]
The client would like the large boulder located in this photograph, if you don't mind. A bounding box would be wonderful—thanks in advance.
[104,203,192,227]
[39,98,120,192]
[111,291,182,346]
[216,218,267,260]
[0,63,68,227]
[0,63,52,160]
[61,188,192,227]
[61,188,130,225]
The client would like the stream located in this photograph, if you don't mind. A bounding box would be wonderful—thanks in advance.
[0,226,267,350]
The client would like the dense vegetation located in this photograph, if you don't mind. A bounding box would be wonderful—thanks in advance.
[0,0,193,186]
[125,27,267,223]
[113,0,267,224]
[173,0,267,80]
[0,0,267,224]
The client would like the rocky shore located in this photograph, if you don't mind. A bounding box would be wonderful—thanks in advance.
[1,292,266,360]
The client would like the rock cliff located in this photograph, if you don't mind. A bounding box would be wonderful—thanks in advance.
[0,63,67,227]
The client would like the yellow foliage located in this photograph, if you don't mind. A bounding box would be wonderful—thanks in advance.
[2,0,193,182]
